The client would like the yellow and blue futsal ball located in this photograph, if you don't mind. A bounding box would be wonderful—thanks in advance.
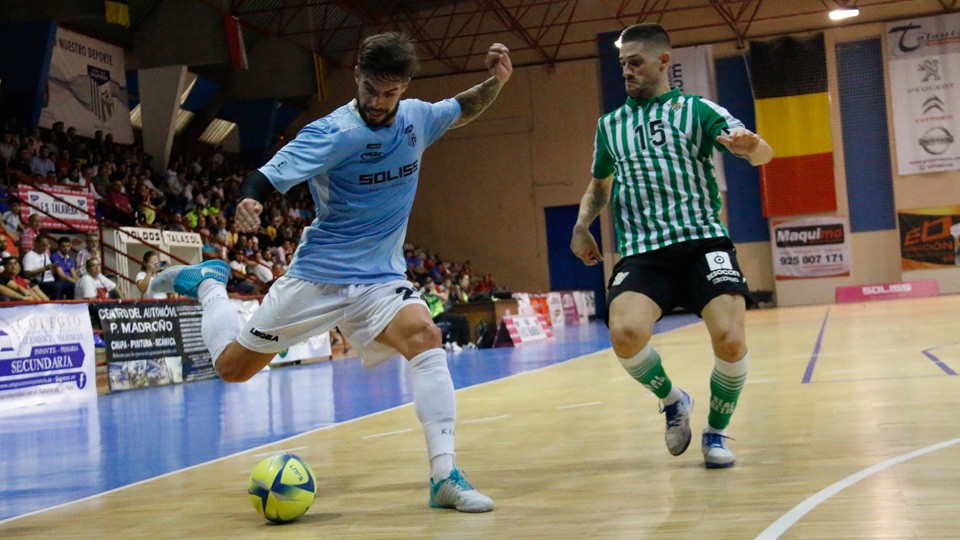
[248,452,317,523]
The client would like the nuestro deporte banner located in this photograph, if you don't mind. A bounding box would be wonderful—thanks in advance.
[772,216,851,279]
[0,303,96,409]
[39,26,134,144]
[898,207,960,269]
[98,301,215,392]
[887,12,960,175]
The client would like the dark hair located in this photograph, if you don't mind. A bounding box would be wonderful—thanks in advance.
[357,32,419,80]
[1,256,17,266]
[619,23,671,51]
[57,236,70,245]
[141,250,157,271]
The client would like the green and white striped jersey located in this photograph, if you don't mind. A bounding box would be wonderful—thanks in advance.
[592,88,743,257]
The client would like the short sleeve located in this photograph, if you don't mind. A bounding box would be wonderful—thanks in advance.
[259,121,349,194]
[591,122,615,179]
[698,97,745,155]
[416,98,461,147]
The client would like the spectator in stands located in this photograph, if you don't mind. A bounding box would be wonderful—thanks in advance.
[74,231,100,276]
[51,121,69,150]
[55,148,72,174]
[19,214,41,252]
[21,236,62,299]
[0,256,48,301]
[50,236,79,298]
[75,258,119,300]
[2,199,21,238]
[9,147,34,176]
[227,251,257,294]
[135,251,166,299]
[421,278,470,352]
[0,133,16,166]
[103,177,135,225]
[29,147,56,178]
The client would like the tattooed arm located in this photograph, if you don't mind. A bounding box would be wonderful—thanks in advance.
[451,43,513,128]
[570,176,613,266]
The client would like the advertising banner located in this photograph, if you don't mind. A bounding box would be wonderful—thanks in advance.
[887,12,960,175]
[40,26,134,144]
[772,216,851,279]
[0,304,96,409]
[98,301,215,391]
[18,184,96,232]
[897,207,960,269]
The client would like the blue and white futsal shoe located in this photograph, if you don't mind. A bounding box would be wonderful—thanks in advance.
[702,428,736,469]
[661,389,693,456]
[148,259,230,298]
[429,468,495,513]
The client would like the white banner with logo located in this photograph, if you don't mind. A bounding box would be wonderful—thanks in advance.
[887,12,960,175]
[40,26,134,144]
[667,45,728,190]
[18,184,96,232]
[0,304,96,409]
[773,216,851,279]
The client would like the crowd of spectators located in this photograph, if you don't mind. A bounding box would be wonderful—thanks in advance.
[0,116,501,311]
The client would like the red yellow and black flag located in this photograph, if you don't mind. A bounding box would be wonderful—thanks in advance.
[749,34,837,217]
[105,0,130,27]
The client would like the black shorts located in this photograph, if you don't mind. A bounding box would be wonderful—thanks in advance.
[606,237,755,321]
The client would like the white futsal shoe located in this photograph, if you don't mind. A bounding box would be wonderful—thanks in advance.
[429,468,495,512]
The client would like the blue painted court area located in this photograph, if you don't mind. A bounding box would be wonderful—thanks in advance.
[0,316,698,522]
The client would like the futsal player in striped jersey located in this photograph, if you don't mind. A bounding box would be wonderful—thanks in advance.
[151,32,512,511]
[571,23,773,468]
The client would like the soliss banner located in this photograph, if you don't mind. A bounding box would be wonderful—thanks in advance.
[772,216,851,279]
[887,12,960,175]
[0,303,96,409]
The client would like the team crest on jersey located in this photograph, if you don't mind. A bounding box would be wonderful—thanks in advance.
[612,271,630,287]
[670,100,683,111]
[404,124,417,146]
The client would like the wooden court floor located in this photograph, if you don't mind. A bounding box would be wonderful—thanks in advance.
[2,295,959,538]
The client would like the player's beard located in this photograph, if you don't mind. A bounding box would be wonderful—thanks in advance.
[358,98,400,127]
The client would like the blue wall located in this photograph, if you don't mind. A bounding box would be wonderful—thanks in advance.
[716,56,769,243]
[0,20,56,127]
[837,38,895,233]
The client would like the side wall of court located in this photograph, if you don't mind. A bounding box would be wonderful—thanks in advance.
[301,21,960,306]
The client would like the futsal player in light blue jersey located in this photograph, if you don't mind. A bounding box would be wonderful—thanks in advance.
[152,32,512,512]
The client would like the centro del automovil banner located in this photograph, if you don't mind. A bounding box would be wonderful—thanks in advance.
[0,303,96,409]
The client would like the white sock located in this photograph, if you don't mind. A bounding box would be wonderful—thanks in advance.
[408,348,456,481]
[199,280,240,367]
[618,345,682,405]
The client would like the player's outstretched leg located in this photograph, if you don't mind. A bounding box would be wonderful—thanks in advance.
[150,259,240,374]
[149,259,230,297]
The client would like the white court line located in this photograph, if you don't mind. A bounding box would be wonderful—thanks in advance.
[361,428,414,440]
[556,401,602,410]
[745,378,778,384]
[755,436,960,539]
[462,414,511,424]
[251,446,310,458]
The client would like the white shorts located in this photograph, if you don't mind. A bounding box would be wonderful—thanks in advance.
[236,275,427,369]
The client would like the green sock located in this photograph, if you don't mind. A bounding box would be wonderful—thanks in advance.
[708,354,749,430]
[621,347,673,399]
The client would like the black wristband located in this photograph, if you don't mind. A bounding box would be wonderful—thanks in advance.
[238,170,274,205]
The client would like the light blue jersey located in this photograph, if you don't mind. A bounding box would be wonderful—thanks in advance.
[259,98,461,284]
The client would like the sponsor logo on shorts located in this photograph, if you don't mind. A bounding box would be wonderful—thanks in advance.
[705,252,742,284]
[612,271,629,287]
[249,327,279,342]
